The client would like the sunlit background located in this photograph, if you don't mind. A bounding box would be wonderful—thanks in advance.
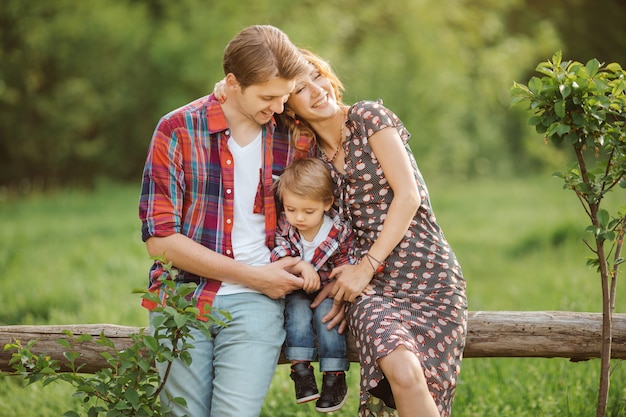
[2,0,625,193]
[1,1,625,416]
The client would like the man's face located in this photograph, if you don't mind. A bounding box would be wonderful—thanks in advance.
[234,77,295,125]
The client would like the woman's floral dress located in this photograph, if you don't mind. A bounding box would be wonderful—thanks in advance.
[322,100,468,417]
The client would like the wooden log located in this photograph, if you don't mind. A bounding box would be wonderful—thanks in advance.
[0,324,141,374]
[465,311,626,360]
[1,311,625,374]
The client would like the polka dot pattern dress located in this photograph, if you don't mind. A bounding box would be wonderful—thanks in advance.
[325,100,468,417]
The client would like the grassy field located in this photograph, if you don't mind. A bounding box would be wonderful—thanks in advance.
[1,176,625,416]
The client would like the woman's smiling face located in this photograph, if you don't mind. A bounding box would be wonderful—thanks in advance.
[287,68,339,122]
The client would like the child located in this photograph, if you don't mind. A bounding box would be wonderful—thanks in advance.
[271,157,355,413]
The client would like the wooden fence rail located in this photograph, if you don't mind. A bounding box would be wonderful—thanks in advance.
[1,311,625,374]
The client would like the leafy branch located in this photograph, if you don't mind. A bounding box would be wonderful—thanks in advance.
[511,51,626,417]
[3,255,230,417]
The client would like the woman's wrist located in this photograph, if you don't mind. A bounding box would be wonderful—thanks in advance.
[363,252,384,274]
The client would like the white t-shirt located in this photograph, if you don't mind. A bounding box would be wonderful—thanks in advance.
[218,131,269,295]
[300,214,334,263]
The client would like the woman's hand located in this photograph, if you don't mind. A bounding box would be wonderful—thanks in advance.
[213,78,227,102]
[311,281,347,334]
[328,262,374,303]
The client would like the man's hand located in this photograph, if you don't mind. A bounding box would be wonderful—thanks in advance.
[249,257,304,299]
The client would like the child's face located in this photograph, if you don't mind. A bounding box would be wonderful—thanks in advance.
[282,189,331,236]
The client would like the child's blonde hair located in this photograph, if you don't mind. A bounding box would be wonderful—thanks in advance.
[275,158,334,205]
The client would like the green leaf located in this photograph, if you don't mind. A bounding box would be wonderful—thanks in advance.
[172,397,188,407]
[555,123,571,136]
[124,388,140,408]
[40,366,57,375]
[56,338,73,350]
[586,58,600,77]
[606,62,623,72]
[143,335,159,352]
[529,77,543,95]
[77,384,96,394]
[586,257,600,268]
[565,132,580,145]
[163,306,178,316]
[555,100,566,118]
[597,209,610,227]
[97,334,116,349]
[602,231,616,241]
[173,312,188,328]
[137,359,151,373]
[76,334,93,343]
[179,350,193,366]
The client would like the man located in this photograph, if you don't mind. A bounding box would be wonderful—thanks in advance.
[139,25,312,416]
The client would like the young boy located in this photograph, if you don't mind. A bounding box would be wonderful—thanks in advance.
[271,157,355,413]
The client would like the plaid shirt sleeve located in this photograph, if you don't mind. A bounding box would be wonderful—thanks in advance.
[139,116,183,241]
[270,212,301,261]
[308,210,356,284]
[328,215,356,268]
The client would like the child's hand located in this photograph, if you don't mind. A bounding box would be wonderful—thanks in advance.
[298,261,321,293]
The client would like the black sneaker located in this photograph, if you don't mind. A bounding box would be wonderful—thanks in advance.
[315,371,348,413]
[290,362,320,404]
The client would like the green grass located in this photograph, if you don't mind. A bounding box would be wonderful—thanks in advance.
[1,181,149,326]
[1,176,625,416]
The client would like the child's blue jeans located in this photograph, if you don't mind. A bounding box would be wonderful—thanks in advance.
[284,290,349,372]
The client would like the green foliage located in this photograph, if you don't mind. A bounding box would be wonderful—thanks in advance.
[0,180,147,325]
[511,50,626,417]
[8,0,626,189]
[3,256,230,417]
[511,51,626,261]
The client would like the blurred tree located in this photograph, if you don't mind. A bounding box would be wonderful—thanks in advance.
[523,0,626,65]
[1,0,623,189]
[0,0,157,188]
[281,0,562,178]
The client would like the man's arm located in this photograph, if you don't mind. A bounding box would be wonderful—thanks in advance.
[146,233,304,299]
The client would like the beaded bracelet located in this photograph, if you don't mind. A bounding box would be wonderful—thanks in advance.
[364,253,384,274]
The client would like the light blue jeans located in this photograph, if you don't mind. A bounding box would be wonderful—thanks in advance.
[150,292,285,417]
[284,290,349,372]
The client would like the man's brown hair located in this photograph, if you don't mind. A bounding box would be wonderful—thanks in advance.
[223,25,310,89]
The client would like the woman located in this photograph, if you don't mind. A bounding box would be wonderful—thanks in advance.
[281,49,468,417]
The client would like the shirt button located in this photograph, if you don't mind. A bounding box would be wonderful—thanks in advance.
[226,249,232,255]
[226,159,232,165]
[225,129,230,136]
[226,189,232,194]
[226,218,232,224]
